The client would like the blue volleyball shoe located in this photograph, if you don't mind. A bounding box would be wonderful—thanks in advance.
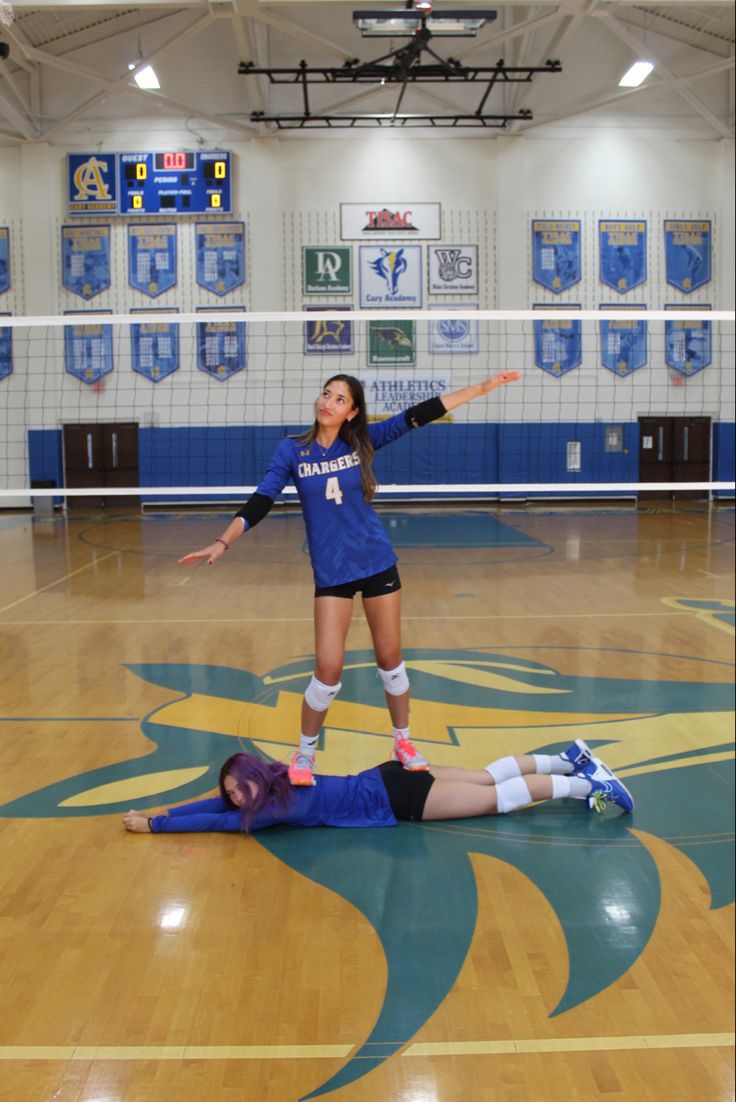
[586,773,635,813]
[559,739,594,771]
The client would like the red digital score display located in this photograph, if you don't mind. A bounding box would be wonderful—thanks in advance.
[154,151,196,171]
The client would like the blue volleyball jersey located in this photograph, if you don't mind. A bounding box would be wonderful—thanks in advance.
[249,412,413,588]
[149,766,397,832]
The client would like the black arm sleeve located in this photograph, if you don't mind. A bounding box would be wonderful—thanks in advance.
[404,396,447,429]
[235,492,274,531]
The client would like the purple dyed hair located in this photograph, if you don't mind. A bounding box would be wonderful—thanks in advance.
[219,752,294,831]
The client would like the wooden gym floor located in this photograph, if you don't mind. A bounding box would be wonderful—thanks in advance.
[0,502,733,1102]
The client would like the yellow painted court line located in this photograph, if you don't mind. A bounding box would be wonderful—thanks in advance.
[404,1034,736,1056]
[0,1035,732,1061]
[0,612,701,626]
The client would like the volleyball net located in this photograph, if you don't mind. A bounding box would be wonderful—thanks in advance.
[0,308,733,507]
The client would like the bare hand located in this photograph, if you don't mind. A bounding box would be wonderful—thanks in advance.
[479,370,521,394]
[123,810,152,833]
[178,543,227,567]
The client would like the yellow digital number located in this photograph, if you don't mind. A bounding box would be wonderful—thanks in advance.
[214,160,226,180]
[136,163,147,181]
[132,195,143,209]
[210,193,221,208]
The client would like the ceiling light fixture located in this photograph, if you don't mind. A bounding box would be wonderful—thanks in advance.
[353,8,496,37]
[618,60,653,88]
[132,64,160,90]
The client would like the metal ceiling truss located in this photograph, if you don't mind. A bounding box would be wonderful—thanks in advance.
[242,55,564,128]
[240,53,562,128]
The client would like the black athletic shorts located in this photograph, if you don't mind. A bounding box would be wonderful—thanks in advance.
[314,564,401,600]
[377,760,434,822]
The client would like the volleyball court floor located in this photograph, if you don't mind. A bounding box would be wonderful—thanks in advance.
[0,503,733,1102]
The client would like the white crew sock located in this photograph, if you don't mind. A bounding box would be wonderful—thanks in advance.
[551,775,592,800]
[533,753,576,776]
[298,733,319,759]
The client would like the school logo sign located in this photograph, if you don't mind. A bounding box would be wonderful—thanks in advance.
[67,154,118,215]
[359,244,422,308]
[303,246,352,294]
[428,245,478,294]
[341,203,441,239]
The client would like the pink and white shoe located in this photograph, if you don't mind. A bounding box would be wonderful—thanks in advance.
[288,750,316,786]
[392,738,429,771]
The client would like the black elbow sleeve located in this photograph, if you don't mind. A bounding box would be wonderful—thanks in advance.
[235,492,274,530]
[404,396,447,429]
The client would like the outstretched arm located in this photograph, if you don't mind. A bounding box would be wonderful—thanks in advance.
[441,370,520,413]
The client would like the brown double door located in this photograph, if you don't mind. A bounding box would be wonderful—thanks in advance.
[63,423,139,508]
[638,416,711,501]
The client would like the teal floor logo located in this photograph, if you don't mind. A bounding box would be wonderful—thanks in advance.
[1,646,733,1099]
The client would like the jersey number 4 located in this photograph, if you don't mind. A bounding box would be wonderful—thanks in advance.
[325,476,343,505]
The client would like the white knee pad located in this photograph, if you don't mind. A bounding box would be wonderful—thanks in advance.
[304,675,341,713]
[495,776,532,815]
[378,661,410,697]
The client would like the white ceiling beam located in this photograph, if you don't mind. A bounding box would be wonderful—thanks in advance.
[0,86,35,139]
[455,6,568,62]
[507,0,599,131]
[596,10,732,138]
[237,0,355,62]
[227,0,268,120]
[518,55,736,132]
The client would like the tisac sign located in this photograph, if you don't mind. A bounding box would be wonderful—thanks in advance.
[341,203,441,240]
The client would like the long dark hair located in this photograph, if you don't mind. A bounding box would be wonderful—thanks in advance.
[296,373,377,501]
[219,752,294,832]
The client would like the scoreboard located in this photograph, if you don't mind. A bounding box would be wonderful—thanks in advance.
[68,151,232,216]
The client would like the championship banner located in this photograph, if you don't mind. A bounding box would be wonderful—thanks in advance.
[532,220,581,293]
[533,305,581,376]
[64,311,113,385]
[363,372,450,415]
[665,305,711,376]
[130,308,179,383]
[428,305,479,354]
[61,225,111,300]
[368,320,415,366]
[0,228,9,294]
[196,307,246,381]
[304,306,353,355]
[359,245,422,308]
[599,221,647,293]
[600,305,647,377]
[196,222,245,296]
[128,225,177,298]
[67,154,118,216]
[664,220,711,293]
[0,314,11,382]
[341,203,440,239]
[303,247,352,295]
[428,245,478,294]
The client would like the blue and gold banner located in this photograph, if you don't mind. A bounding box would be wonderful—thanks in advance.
[196,308,246,381]
[128,225,177,298]
[304,306,353,355]
[534,306,581,376]
[196,222,245,296]
[665,305,711,376]
[0,228,9,294]
[664,220,711,293]
[64,311,113,384]
[61,225,111,300]
[0,314,11,381]
[599,221,646,293]
[532,220,581,293]
[131,308,179,383]
[600,305,647,377]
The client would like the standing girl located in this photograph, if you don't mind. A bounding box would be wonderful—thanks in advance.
[179,370,519,786]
